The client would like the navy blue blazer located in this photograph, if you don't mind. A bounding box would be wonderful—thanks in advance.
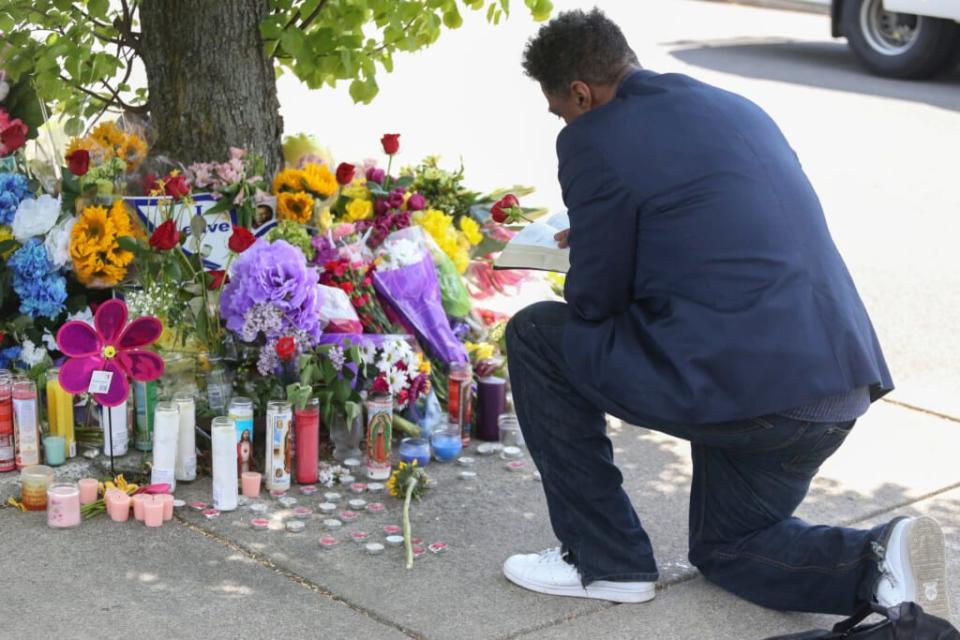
[560,70,893,425]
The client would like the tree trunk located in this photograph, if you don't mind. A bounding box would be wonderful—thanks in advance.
[140,0,283,176]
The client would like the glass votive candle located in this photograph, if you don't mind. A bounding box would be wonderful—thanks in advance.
[47,483,81,529]
[241,472,262,498]
[498,414,525,459]
[431,421,462,462]
[398,437,431,467]
[78,478,99,505]
[142,495,162,527]
[20,465,55,511]
[43,436,66,467]
[106,489,131,522]
[132,494,148,521]
[161,494,174,521]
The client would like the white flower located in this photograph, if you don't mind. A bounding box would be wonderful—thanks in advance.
[66,307,95,326]
[359,343,376,366]
[44,216,76,268]
[42,329,58,352]
[378,238,423,271]
[12,194,61,242]
[376,354,393,375]
[386,368,407,395]
[20,339,47,367]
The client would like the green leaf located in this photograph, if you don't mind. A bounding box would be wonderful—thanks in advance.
[203,197,234,217]
[0,239,19,255]
[116,235,141,253]
[64,117,84,137]
[88,0,109,19]
[280,27,306,56]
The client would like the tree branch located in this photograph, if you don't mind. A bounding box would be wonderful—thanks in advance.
[298,0,330,31]
[69,2,114,31]
[59,74,114,107]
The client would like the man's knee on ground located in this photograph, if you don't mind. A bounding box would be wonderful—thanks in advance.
[506,301,566,351]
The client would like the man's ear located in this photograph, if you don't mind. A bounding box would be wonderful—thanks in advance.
[569,80,592,111]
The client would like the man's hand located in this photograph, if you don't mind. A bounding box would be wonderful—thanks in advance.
[555,229,570,248]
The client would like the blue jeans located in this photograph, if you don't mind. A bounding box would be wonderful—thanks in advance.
[506,301,891,615]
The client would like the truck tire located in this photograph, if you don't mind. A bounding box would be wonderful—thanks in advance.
[841,0,960,78]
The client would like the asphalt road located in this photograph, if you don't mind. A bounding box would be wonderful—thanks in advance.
[280,1,960,415]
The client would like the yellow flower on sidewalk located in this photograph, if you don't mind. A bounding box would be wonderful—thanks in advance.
[344,198,373,222]
[277,191,315,224]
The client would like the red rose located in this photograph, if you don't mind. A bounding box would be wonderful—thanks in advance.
[208,270,227,290]
[228,225,256,253]
[142,172,161,195]
[351,296,363,308]
[380,133,400,156]
[372,374,389,394]
[0,109,27,157]
[165,174,191,200]
[335,162,356,186]
[397,389,409,406]
[149,219,180,251]
[340,282,354,295]
[66,150,90,177]
[490,194,520,224]
[275,336,297,361]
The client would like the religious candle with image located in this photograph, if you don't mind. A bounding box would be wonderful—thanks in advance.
[229,397,254,476]
[365,394,392,481]
[264,400,292,491]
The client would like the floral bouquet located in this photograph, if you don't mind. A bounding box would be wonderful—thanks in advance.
[319,255,396,334]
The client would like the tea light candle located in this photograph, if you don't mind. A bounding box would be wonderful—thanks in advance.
[20,465,55,511]
[173,499,186,509]
[106,489,130,522]
[250,518,270,531]
[459,471,478,481]
[348,498,367,510]
[339,474,356,486]
[286,520,305,533]
[385,535,404,547]
[249,502,268,515]
[142,496,162,527]
[398,437,430,467]
[323,518,343,531]
[365,542,385,555]
[161,494,174,521]
[383,525,402,536]
[365,502,385,514]
[132,494,147,521]
[502,446,523,460]
[339,511,359,523]
[46,483,80,529]
[319,536,338,551]
[429,542,448,555]
[299,485,318,496]
[350,531,370,544]
[343,457,362,470]
[237,495,252,507]
[349,482,367,494]
[458,457,475,467]
[269,489,287,499]
[292,506,312,520]
[189,501,207,512]
[78,478,99,505]
[241,471,262,498]
[410,537,423,546]
[505,460,525,472]
[477,442,502,456]
[278,496,299,508]
[202,508,220,520]
[324,492,342,503]
[411,545,426,558]
[367,482,385,492]
[318,502,337,514]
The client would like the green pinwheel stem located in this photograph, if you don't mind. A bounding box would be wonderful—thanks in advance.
[403,476,416,569]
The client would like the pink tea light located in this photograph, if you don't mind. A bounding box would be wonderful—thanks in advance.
[143,495,163,528]
[105,489,131,523]
[78,478,99,505]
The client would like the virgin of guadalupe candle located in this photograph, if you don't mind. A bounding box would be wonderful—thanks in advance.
[293,397,320,485]
[365,394,392,481]
[46,367,76,458]
[151,402,179,492]
[447,362,473,447]
[211,416,239,511]
[47,483,81,528]
[228,397,254,476]
[0,373,14,472]
[174,394,197,482]
[476,377,506,442]
[12,379,40,468]
[264,401,292,492]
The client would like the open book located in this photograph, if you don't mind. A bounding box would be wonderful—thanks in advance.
[494,211,570,273]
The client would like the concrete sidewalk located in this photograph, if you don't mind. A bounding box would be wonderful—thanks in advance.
[2,397,958,640]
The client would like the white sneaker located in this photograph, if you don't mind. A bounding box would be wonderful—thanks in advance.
[503,547,656,604]
[875,517,952,621]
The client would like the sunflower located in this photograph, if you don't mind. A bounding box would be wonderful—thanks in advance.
[70,200,134,285]
[90,121,127,149]
[301,162,337,199]
[272,168,306,194]
[276,191,315,224]
[118,134,148,172]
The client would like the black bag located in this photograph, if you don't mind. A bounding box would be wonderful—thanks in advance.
[763,602,959,639]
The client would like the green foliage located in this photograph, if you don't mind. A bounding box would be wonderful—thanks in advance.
[0,0,552,123]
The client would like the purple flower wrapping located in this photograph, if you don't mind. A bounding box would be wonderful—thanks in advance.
[220,239,324,342]
[373,256,467,365]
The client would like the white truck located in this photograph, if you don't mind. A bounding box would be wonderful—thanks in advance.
[799,0,960,77]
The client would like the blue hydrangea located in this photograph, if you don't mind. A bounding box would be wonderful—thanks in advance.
[0,346,23,370]
[7,239,67,319]
[0,173,29,225]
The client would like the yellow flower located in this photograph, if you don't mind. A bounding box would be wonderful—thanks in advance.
[417,353,431,376]
[301,162,337,199]
[459,216,483,245]
[70,200,134,286]
[277,191,315,224]
[118,134,148,172]
[272,168,306,194]
[317,207,334,231]
[342,178,370,201]
[90,121,126,150]
[0,226,18,260]
[344,198,373,222]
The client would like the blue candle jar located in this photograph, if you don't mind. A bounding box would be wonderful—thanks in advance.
[398,437,431,467]
[431,421,462,462]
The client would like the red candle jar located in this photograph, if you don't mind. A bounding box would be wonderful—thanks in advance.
[294,398,320,485]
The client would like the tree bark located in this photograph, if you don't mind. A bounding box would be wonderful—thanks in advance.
[140,0,283,175]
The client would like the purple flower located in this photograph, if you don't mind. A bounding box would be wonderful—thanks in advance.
[220,239,324,342]
[366,167,385,184]
[374,199,390,217]
[406,193,426,211]
[312,234,339,266]
[386,192,405,210]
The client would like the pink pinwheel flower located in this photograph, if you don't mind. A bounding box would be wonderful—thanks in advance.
[56,299,165,407]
